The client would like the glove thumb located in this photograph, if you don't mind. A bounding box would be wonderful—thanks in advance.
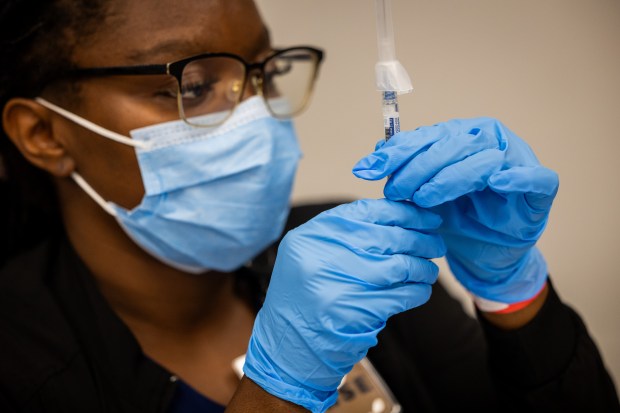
[488,166,559,211]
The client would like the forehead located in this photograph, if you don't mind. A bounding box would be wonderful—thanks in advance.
[72,0,268,67]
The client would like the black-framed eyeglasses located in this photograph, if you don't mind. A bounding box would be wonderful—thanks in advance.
[68,46,324,127]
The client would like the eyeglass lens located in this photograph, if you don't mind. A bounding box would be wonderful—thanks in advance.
[179,48,319,127]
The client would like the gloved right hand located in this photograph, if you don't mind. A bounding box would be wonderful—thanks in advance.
[243,199,446,413]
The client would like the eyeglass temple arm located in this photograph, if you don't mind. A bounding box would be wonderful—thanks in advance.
[68,64,170,78]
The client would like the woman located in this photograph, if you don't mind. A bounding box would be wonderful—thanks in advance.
[1,0,618,412]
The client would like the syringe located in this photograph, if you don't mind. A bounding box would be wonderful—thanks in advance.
[382,91,400,141]
[374,0,412,141]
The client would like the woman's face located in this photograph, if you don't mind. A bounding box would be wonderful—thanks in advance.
[49,0,270,209]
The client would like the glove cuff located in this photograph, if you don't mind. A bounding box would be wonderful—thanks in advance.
[449,246,549,304]
[243,334,339,413]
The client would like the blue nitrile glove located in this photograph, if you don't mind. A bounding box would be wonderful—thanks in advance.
[243,199,446,413]
[352,118,559,307]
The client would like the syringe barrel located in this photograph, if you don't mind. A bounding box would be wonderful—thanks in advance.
[382,91,400,141]
[375,0,397,62]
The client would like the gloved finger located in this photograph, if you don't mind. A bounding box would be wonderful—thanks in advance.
[353,226,446,258]
[352,129,444,180]
[374,139,387,151]
[398,254,440,284]
[412,149,504,207]
[352,118,503,181]
[310,217,446,259]
[381,283,433,315]
[343,282,434,331]
[323,198,443,231]
[347,253,439,288]
[488,166,559,211]
[383,128,501,201]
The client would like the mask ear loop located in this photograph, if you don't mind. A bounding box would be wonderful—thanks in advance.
[34,98,146,217]
[71,172,118,217]
[34,98,149,149]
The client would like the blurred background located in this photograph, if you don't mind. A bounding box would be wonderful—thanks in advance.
[256,0,620,387]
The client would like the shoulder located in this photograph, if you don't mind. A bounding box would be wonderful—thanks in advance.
[0,241,82,407]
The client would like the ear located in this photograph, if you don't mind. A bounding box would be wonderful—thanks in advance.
[2,98,76,177]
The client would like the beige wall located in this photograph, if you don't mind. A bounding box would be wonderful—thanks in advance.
[256,0,620,387]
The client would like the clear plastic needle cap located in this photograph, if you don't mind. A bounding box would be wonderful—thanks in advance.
[375,0,413,94]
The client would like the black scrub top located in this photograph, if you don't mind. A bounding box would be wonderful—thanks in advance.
[0,203,618,412]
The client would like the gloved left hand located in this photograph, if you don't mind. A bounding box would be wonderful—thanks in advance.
[353,118,559,309]
[243,199,446,412]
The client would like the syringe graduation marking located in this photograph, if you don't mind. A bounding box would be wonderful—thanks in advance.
[382,91,400,141]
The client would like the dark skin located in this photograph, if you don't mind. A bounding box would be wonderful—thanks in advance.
[5,0,266,407]
[1,0,548,411]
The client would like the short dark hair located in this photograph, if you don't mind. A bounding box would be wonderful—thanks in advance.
[0,0,109,265]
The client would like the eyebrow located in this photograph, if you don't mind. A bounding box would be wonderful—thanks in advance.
[125,26,272,64]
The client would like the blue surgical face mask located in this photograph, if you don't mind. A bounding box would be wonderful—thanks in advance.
[35,96,302,273]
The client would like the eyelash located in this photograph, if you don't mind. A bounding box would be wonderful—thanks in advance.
[154,76,219,99]
[180,81,215,98]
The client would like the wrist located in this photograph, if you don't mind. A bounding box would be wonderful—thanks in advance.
[226,376,309,413]
[478,282,549,330]
[472,281,548,314]
[243,332,339,413]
